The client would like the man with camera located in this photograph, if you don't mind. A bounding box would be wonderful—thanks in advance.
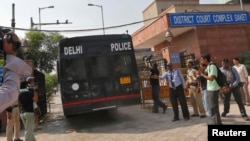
[0,30,32,112]
[144,56,167,113]
[0,30,32,141]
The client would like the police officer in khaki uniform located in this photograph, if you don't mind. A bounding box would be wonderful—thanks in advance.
[186,59,206,118]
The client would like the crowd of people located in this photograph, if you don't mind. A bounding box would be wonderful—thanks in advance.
[144,53,250,125]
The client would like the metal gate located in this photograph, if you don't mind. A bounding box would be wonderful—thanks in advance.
[180,53,195,68]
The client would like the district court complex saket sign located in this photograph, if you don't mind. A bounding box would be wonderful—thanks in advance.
[169,11,250,27]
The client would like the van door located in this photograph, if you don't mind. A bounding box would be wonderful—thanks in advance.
[60,57,92,115]
[111,54,141,106]
[88,55,117,111]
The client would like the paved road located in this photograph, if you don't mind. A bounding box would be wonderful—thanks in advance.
[0,92,250,141]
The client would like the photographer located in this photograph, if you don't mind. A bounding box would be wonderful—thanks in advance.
[233,57,250,106]
[143,55,152,70]
[0,30,32,112]
[143,55,167,113]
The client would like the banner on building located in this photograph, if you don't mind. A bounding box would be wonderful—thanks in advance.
[169,11,250,27]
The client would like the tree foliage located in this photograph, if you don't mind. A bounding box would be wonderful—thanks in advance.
[23,31,64,73]
[45,74,58,96]
[239,51,250,74]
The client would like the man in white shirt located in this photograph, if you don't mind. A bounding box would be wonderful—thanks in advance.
[233,57,250,106]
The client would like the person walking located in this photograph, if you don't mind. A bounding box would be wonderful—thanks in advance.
[160,62,190,122]
[6,100,23,141]
[219,58,249,121]
[232,57,250,106]
[186,59,206,118]
[199,53,222,125]
[144,59,167,113]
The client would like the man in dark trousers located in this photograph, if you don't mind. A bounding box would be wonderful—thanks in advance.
[160,63,190,122]
[144,59,167,113]
[219,58,249,121]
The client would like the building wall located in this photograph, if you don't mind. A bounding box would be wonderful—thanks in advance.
[133,4,250,48]
[197,24,250,65]
[153,24,250,68]
[143,0,199,26]
[173,4,250,13]
[172,29,200,58]
[153,29,199,68]
[133,3,250,68]
[143,1,158,26]
[132,15,168,47]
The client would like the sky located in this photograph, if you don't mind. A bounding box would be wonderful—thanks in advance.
[0,0,220,39]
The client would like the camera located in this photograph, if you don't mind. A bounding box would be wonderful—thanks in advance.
[192,59,199,69]
[187,58,199,70]
[0,28,11,54]
[142,54,153,63]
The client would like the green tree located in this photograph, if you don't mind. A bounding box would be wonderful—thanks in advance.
[45,74,58,96]
[23,31,64,73]
[0,59,4,66]
[239,51,250,74]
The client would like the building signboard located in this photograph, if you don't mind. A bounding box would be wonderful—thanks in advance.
[169,11,250,27]
[170,53,180,63]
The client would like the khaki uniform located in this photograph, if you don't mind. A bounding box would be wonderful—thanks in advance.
[6,101,21,141]
[187,68,206,116]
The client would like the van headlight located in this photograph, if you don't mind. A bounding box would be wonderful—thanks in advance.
[72,83,79,91]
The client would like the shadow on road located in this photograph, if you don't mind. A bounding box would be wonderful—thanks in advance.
[35,93,250,136]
